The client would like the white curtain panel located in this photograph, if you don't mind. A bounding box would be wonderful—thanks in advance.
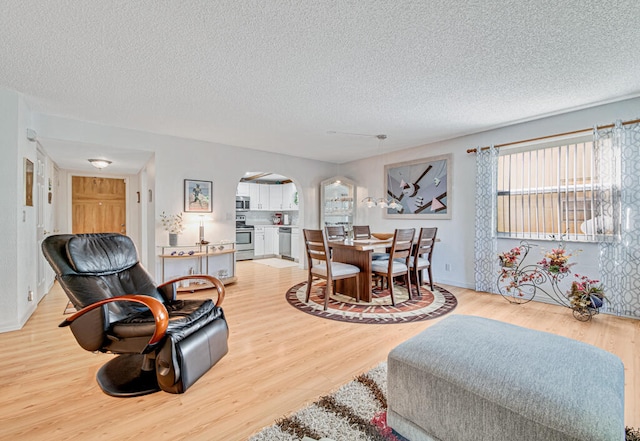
[473,145,499,293]
[596,121,640,318]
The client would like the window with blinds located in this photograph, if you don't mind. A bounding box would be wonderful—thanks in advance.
[496,136,615,241]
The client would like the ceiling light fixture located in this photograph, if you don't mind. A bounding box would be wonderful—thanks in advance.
[88,159,112,169]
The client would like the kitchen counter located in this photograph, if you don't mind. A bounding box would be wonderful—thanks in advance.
[249,223,298,228]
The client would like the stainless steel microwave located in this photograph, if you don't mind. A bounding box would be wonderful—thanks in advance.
[236,196,250,211]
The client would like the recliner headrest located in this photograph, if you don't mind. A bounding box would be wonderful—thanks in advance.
[66,233,139,274]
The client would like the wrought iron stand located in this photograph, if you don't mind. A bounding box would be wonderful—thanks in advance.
[496,241,600,321]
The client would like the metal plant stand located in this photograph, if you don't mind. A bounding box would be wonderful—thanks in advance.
[496,241,600,321]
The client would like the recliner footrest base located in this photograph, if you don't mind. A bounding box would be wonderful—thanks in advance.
[96,353,160,397]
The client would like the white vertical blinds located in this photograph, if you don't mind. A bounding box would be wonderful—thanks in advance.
[497,136,613,241]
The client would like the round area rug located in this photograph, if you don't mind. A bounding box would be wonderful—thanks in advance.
[286,281,457,324]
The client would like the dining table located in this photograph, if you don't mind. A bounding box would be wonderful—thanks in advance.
[327,237,394,302]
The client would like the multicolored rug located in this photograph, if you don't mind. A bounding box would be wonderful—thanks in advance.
[285,281,456,324]
[248,362,402,441]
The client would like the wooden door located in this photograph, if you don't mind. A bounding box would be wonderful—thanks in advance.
[72,176,126,234]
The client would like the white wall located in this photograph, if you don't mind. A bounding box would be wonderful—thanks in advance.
[33,113,339,279]
[0,89,39,332]
[339,97,640,290]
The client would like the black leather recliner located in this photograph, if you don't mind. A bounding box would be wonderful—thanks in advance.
[42,233,229,397]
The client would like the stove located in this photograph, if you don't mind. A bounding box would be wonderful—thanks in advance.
[235,215,255,260]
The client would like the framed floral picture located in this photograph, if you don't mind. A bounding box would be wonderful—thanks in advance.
[184,179,212,213]
[384,154,452,219]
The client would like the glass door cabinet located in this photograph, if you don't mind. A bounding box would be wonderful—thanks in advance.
[320,176,356,236]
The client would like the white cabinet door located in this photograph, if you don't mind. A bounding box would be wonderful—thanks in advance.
[236,182,250,197]
[269,185,283,210]
[265,226,278,255]
[249,184,271,210]
[259,185,270,210]
[249,184,260,210]
[282,183,298,210]
[291,228,300,261]
[254,226,265,257]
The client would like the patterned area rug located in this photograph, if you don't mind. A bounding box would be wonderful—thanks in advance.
[248,362,640,441]
[285,281,457,324]
[248,362,403,441]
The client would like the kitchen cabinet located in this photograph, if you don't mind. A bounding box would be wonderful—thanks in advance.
[245,182,298,211]
[281,182,298,210]
[265,226,279,255]
[236,182,250,197]
[250,184,270,210]
[158,242,237,288]
[320,176,356,235]
[254,226,265,257]
[269,185,283,210]
[254,226,278,257]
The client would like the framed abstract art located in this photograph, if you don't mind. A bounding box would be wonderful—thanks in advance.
[384,154,452,219]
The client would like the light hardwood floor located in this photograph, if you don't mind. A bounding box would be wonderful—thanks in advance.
[1,261,638,440]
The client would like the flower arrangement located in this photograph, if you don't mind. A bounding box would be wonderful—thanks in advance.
[498,246,539,296]
[567,274,606,310]
[498,246,523,267]
[160,212,184,234]
[538,246,575,274]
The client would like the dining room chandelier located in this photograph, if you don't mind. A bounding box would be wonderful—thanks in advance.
[361,134,403,211]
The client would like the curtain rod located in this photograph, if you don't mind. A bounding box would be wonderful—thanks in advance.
[466,117,640,154]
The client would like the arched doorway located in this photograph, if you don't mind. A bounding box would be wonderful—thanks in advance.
[235,172,299,262]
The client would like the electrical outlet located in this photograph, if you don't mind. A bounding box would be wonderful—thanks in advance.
[28,290,34,301]
[445,263,451,271]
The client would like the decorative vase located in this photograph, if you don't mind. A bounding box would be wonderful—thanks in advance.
[589,295,604,309]
[169,233,178,246]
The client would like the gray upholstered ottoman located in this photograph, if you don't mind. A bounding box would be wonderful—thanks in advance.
[387,315,625,441]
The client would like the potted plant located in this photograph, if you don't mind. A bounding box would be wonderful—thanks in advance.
[498,246,523,268]
[538,246,575,274]
[567,274,606,321]
[160,212,184,246]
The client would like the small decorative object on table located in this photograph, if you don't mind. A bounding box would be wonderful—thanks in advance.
[160,212,184,246]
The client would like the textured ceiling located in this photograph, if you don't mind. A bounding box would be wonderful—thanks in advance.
[1,0,640,170]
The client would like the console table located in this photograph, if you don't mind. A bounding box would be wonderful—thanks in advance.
[159,242,237,290]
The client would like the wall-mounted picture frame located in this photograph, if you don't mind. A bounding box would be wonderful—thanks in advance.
[24,158,34,207]
[184,179,212,213]
[384,154,452,219]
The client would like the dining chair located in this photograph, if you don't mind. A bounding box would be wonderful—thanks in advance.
[371,228,415,305]
[325,225,346,240]
[410,227,438,294]
[303,229,360,310]
[352,225,371,239]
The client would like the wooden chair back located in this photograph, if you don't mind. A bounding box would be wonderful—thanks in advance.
[389,228,416,263]
[411,227,438,291]
[325,225,346,240]
[352,225,371,239]
[304,229,330,265]
[414,227,437,263]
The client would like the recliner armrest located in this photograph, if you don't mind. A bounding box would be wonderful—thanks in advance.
[158,275,226,307]
[59,295,169,349]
